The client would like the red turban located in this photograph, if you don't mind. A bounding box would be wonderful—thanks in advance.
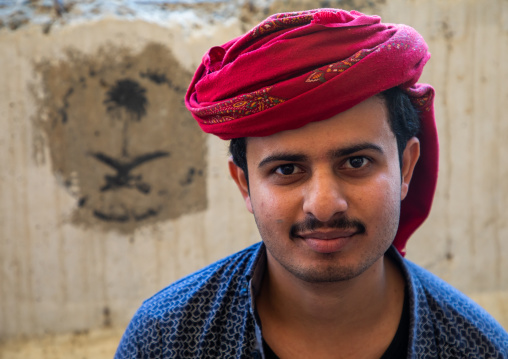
[185,9,439,255]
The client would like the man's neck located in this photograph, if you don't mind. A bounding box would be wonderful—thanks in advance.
[256,252,406,359]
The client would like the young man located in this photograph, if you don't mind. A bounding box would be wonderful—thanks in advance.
[116,9,508,358]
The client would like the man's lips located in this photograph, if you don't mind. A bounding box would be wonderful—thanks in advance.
[297,229,358,240]
[296,229,359,253]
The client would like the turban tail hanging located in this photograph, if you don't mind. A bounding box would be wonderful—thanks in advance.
[185,9,439,255]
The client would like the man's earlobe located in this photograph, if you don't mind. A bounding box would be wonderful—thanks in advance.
[228,158,253,213]
[401,137,420,200]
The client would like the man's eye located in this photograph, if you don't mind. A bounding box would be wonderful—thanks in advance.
[275,164,299,175]
[346,156,368,169]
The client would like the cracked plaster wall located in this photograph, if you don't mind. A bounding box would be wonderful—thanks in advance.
[0,0,507,350]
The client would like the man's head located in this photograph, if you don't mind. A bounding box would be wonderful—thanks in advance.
[185,9,439,254]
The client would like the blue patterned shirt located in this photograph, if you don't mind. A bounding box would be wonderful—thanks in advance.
[115,242,508,358]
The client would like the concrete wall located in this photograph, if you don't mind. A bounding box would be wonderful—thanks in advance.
[0,0,507,357]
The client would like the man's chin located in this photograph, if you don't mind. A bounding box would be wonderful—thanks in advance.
[280,261,372,284]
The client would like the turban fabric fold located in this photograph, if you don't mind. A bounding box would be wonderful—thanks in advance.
[185,9,439,255]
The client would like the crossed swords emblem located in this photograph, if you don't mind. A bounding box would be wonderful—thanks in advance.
[90,151,169,194]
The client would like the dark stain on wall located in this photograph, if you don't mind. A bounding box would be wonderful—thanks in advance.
[32,43,208,233]
[104,79,148,121]
[139,70,187,94]
[102,306,112,328]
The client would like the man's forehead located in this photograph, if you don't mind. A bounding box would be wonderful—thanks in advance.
[247,96,390,140]
[245,96,395,160]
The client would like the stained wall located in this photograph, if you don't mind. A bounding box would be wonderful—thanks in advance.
[0,0,507,357]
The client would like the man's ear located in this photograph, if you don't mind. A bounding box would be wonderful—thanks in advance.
[228,157,253,213]
[400,137,420,201]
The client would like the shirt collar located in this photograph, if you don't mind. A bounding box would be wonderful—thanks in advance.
[248,243,267,298]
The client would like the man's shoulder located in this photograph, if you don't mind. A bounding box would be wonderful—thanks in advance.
[115,243,262,358]
[403,258,508,357]
[139,241,261,315]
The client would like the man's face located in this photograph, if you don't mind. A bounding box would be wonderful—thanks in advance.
[230,96,419,283]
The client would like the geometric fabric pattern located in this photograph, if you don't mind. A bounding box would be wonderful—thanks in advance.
[115,243,508,358]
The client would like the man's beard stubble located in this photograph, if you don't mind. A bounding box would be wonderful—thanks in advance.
[254,212,389,283]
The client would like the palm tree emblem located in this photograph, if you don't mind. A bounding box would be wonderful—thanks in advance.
[93,79,169,194]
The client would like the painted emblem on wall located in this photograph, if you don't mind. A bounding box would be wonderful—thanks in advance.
[33,44,207,233]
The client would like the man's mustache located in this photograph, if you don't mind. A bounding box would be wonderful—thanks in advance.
[290,216,366,238]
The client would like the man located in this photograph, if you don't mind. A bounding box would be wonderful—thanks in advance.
[116,9,508,358]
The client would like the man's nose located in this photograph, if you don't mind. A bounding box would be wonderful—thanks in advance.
[302,170,348,223]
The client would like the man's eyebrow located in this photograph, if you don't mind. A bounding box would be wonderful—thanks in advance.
[258,153,308,168]
[330,143,384,158]
[257,144,384,168]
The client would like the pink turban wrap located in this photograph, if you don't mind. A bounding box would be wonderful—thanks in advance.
[185,9,439,255]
